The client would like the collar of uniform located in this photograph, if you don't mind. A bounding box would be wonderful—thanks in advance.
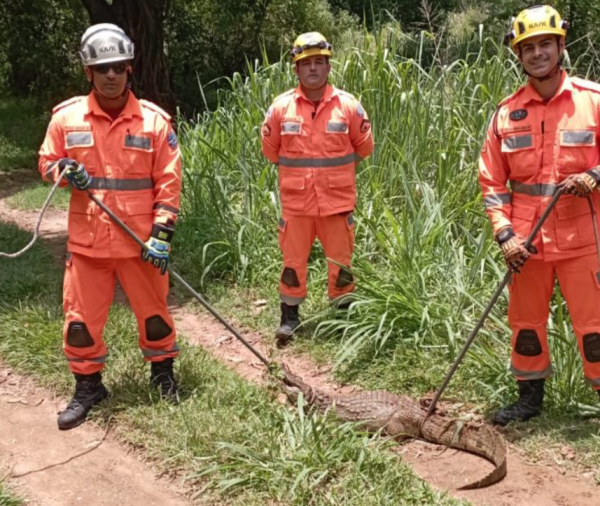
[86,90,144,120]
[294,83,336,103]
[521,70,573,104]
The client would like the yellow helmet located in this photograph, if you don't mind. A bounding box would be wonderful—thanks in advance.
[506,5,568,49]
[291,32,332,63]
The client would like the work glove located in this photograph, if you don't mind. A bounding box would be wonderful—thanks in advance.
[559,172,598,197]
[496,226,536,274]
[142,223,174,275]
[58,158,92,191]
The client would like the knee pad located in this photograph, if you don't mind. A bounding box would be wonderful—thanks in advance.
[145,315,173,342]
[514,329,542,357]
[281,267,300,288]
[583,333,600,363]
[66,321,94,348]
[335,266,354,288]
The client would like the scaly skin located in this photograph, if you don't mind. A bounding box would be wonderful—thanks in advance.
[281,365,507,489]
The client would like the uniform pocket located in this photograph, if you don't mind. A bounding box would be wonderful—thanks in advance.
[121,133,153,175]
[324,121,349,153]
[501,133,538,178]
[510,203,537,240]
[555,197,595,250]
[280,119,303,153]
[558,129,596,174]
[65,130,97,174]
[280,175,307,211]
[68,198,97,247]
[327,172,355,210]
[125,198,154,241]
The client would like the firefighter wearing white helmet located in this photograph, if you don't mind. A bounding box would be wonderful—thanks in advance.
[38,23,182,429]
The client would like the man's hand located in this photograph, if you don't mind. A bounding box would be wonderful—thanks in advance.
[496,226,535,274]
[142,223,174,275]
[58,158,92,191]
[559,173,598,197]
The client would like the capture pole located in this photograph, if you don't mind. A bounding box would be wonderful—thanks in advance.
[86,191,273,370]
[426,187,564,416]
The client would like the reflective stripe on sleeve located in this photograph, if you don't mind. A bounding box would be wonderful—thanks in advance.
[153,203,180,214]
[484,193,511,208]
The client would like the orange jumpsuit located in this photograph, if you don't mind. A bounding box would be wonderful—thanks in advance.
[261,84,374,304]
[39,92,182,374]
[479,72,600,389]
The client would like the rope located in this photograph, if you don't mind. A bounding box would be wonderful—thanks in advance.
[0,170,67,259]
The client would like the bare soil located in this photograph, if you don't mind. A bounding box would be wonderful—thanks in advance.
[1,183,599,506]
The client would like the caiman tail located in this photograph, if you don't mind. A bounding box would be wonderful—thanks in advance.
[420,415,507,489]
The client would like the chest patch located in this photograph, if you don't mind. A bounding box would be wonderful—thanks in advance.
[282,121,302,134]
[125,134,153,151]
[326,121,348,133]
[66,131,94,148]
[509,109,528,121]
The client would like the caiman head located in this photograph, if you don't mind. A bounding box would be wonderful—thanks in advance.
[280,363,315,404]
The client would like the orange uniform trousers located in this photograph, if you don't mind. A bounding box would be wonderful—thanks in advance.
[278,212,355,305]
[509,254,600,390]
[63,253,179,375]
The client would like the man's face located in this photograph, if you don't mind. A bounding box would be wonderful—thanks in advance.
[85,61,131,98]
[294,55,331,90]
[518,35,564,78]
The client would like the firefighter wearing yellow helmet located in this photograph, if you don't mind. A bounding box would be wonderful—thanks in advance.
[479,5,600,426]
[260,32,373,345]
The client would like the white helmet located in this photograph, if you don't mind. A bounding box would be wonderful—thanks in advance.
[79,23,134,66]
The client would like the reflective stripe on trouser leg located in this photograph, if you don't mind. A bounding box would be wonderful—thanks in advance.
[63,254,116,374]
[508,259,555,380]
[278,215,317,305]
[555,253,600,390]
[115,257,179,362]
[316,212,355,301]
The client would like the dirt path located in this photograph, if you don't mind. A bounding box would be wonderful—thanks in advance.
[1,188,600,506]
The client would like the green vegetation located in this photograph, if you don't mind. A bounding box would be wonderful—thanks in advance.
[0,221,465,505]
[0,482,23,506]
[0,98,49,172]
[6,183,70,211]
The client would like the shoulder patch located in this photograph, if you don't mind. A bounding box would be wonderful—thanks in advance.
[139,99,172,121]
[571,77,600,94]
[52,96,86,114]
[167,130,178,149]
[356,103,365,118]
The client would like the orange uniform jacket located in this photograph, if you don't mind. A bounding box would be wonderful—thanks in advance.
[39,92,181,258]
[261,84,374,216]
[479,72,600,262]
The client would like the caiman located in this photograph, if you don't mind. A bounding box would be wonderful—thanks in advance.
[281,365,507,489]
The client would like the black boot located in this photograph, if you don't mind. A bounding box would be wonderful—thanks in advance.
[150,358,179,403]
[275,302,300,347]
[491,379,545,426]
[57,372,109,430]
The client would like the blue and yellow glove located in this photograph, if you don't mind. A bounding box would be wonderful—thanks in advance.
[58,158,92,191]
[142,223,174,275]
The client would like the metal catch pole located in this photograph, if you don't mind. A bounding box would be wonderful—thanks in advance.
[427,188,564,416]
[87,191,273,370]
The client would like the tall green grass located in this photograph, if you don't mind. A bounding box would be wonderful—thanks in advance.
[0,482,23,506]
[176,25,600,413]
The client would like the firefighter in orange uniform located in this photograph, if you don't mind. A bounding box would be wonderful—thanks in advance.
[261,32,374,345]
[39,24,182,430]
[479,5,600,425]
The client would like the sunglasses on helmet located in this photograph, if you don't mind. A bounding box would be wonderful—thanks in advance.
[92,62,129,75]
[291,40,332,58]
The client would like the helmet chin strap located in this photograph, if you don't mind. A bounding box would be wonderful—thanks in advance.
[524,62,562,83]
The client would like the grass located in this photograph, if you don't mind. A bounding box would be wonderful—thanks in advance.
[0,220,467,505]
[5,182,70,211]
[0,482,23,506]
[0,97,49,173]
